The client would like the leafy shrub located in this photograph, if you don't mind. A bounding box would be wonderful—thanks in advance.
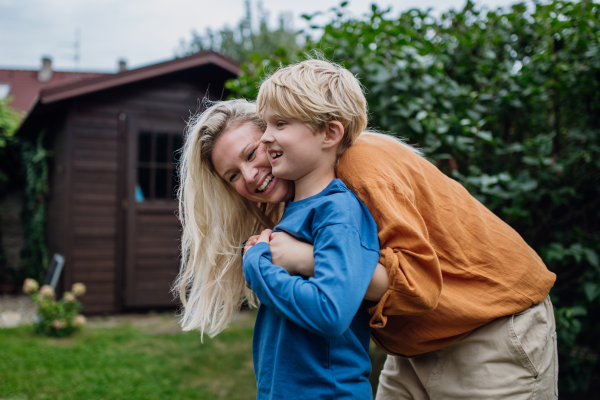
[23,278,87,337]
[226,0,600,393]
[20,133,50,284]
[0,97,22,286]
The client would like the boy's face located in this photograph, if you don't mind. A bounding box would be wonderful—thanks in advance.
[260,106,328,182]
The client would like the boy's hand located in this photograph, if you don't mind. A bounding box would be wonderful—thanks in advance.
[270,231,315,276]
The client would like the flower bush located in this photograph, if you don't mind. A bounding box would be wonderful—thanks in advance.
[22,278,87,337]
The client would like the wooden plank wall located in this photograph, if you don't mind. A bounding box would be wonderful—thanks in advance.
[68,106,121,313]
[65,72,219,313]
[131,208,181,306]
[46,123,67,274]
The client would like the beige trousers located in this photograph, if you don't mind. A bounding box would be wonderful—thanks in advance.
[375,297,558,400]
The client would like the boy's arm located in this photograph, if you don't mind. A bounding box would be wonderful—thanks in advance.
[268,231,389,301]
[243,224,379,339]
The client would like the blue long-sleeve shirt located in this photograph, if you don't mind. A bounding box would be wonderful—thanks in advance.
[243,179,381,400]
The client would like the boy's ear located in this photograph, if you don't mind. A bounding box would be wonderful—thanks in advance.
[322,120,344,150]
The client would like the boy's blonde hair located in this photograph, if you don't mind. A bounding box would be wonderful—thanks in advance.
[257,59,368,157]
[173,99,281,338]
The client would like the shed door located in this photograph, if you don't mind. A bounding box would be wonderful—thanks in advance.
[123,117,183,308]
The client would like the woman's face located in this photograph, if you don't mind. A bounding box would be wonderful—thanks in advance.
[212,123,295,204]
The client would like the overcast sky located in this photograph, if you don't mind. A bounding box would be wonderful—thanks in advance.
[1,0,523,72]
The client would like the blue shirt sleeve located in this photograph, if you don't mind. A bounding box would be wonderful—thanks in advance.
[243,224,379,339]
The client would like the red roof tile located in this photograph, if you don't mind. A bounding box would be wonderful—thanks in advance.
[0,69,108,114]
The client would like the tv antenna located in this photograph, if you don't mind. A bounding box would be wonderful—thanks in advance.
[74,28,80,73]
[60,28,81,76]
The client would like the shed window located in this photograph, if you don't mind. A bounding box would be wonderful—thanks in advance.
[136,131,182,201]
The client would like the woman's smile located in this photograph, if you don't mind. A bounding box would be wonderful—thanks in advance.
[256,173,274,193]
[211,122,294,203]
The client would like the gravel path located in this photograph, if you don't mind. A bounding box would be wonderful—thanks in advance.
[0,294,37,328]
[0,294,253,331]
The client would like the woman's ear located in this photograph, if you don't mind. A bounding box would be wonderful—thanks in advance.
[322,120,344,150]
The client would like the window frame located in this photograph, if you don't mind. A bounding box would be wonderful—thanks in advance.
[135,130,182,203]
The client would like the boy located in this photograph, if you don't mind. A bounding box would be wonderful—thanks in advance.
[242,59,380,399]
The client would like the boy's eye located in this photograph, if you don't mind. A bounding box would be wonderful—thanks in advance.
[276,121,285,127]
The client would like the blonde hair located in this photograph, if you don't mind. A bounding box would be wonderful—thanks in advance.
[257,58,368,157]
[173,99,281,338]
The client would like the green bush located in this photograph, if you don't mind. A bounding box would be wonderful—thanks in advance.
[0,97,22,286]
[226,0,600,393]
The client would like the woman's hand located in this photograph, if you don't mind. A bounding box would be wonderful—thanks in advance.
[364,263,389,302]
[243,235,260,259]
[257,229,272,243]
[244,230,272,289]
[269,231,315,276]
[243,230,271,261]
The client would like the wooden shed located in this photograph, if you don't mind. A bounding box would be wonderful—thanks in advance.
[18,51,239,313]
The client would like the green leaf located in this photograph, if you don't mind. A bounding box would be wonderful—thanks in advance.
[571,305,587,317]
[583,282,600,302]
[408,119,423,134]
[584,249,599,268]
[475,130,493,141]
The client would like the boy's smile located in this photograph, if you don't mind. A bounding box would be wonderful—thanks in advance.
[268,150,284,164]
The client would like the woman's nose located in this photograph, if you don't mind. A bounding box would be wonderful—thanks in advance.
[240,164,257,183]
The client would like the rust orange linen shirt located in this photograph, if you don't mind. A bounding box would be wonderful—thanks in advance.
[337,133,556,357]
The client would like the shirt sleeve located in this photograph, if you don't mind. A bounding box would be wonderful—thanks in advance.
[243,224,379,339]
[354,181,443,328]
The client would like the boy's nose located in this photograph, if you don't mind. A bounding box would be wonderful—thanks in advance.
[260,128,274,144]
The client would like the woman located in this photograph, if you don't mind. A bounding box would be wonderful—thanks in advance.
[174,98,557,399]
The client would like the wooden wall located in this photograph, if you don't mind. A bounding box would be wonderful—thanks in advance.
[47,66,232,313]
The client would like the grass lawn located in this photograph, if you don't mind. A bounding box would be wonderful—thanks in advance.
[0,309,388,400]
[0,311,257,400]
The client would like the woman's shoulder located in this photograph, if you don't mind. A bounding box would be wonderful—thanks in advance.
[338,132,423,189]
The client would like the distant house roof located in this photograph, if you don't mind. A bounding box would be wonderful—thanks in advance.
[38,51,240,104]
[0,67,107,114]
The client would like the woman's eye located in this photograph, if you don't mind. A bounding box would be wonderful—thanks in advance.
[229,172,238,182]
[247,148,256,161]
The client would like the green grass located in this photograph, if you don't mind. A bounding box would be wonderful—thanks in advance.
[0,313,257,400]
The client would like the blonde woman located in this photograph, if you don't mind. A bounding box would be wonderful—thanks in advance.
[175,88,557,398]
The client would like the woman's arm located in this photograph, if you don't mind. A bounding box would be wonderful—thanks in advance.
[269,231,389,302]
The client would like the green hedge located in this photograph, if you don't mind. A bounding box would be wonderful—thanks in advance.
[226,0,600,393]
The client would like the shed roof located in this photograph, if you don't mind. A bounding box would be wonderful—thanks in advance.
[17,51,240,136]
[38,51,240,104]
